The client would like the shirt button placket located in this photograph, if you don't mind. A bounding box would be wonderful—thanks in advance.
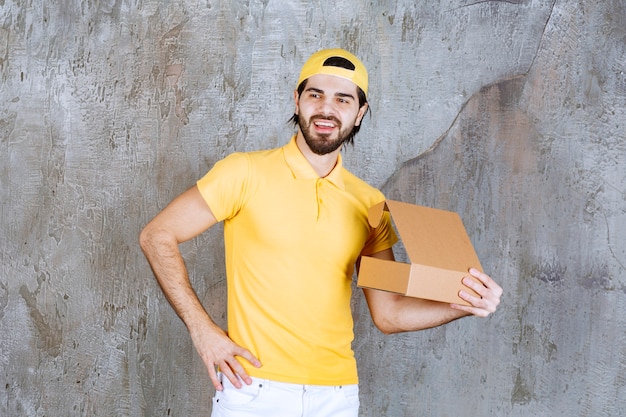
[316,179,323,219]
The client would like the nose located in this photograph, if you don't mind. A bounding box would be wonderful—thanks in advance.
[317,96,337,117]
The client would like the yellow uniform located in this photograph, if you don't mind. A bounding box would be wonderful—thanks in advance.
[197,136,397,385]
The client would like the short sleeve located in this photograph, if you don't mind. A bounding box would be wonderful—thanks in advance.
[196,152,252,222]
[361,208,398,256]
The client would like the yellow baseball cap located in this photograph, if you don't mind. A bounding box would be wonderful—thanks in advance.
[297,48,369,97]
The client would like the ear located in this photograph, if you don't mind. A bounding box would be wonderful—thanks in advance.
[355,103,369,126]
[293,89,300,115]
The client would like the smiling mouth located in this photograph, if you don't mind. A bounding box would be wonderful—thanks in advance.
[312,117,340,131]
[315,121,335,128]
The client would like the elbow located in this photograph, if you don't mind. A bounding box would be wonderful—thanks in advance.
[365,291,407,335]
[370,313,403,335]
[376,324,398,336]
[139,223,174,255]
[138,225,153,253]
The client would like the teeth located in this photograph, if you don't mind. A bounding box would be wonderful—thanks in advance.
[315,121,335,127]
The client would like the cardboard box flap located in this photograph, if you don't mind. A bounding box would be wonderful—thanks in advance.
[367,200,388,228]
[358,256,411,294]
[359,200,483,305]
[368,200,482,273]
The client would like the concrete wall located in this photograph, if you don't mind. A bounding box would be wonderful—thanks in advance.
[1,0,624,415]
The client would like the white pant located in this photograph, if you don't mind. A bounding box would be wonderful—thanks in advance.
[211,374,359,417]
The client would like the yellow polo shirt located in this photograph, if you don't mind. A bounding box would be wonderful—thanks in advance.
[197,136,397,385]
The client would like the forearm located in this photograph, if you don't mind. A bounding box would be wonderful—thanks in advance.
[392,296,470,331]
[139,226,220,333]
[364,290,469,334]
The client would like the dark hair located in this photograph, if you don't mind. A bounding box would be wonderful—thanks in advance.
[288,79,369,145]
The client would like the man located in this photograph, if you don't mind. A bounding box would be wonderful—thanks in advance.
[140,48,502,417]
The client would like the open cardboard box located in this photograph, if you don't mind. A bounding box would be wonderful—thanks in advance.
[357,200,482,306]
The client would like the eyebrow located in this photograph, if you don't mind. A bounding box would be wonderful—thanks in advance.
[305,87,356,101]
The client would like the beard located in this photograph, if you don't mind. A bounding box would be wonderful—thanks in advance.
[298,113,355,155]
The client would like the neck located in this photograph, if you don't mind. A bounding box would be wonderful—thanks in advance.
[295,132,341,178]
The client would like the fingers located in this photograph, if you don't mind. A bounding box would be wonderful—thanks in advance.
[207,365,223,391]
[238,347,262,369]
[206,358,248,391]
[469,268,503,296]
[203,345,262,391]
[452,268,503,318]
[219,360,246,389]
[189,320,262,391]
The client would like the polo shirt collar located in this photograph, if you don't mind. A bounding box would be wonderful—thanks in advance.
[283,135,345,190]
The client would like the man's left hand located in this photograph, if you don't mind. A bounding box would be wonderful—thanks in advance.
[452,268,503,318]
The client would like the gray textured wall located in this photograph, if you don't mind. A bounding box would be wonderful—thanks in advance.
[1,0,624,416]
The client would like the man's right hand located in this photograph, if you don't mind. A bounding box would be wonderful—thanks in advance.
[188,319,262,391]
